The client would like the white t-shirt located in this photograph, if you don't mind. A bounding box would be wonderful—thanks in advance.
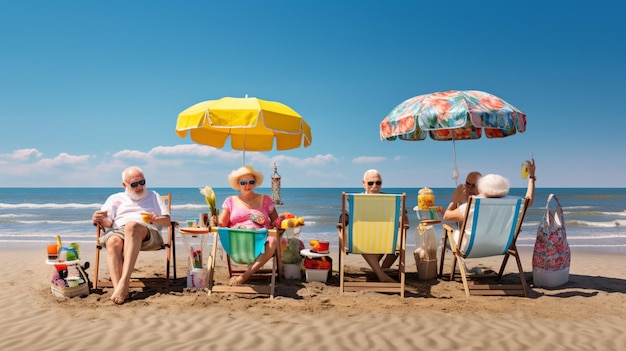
[101,190,168,229]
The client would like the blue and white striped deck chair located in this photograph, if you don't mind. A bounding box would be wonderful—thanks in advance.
[207,227,277,298]
[339,192,407,297]
[440,196,530,297]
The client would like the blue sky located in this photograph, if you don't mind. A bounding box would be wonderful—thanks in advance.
[1,1,625,189]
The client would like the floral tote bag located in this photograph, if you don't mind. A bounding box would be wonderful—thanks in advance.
[532,194,571,288]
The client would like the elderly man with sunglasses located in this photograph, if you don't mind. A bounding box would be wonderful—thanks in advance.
[338,169,409,282]
[92,166,171,304]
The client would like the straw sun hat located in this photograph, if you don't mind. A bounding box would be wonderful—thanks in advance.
[228,165,264,190]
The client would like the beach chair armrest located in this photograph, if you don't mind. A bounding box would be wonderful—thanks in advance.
[442,223,454,233]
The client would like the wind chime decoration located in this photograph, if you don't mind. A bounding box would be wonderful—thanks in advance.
[271,162,283,205]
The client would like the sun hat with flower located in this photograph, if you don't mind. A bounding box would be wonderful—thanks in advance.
[228,165,264,190]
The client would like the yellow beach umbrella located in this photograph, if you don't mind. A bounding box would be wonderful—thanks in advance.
[176,96,312,163]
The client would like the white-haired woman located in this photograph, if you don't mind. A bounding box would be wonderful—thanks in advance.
[218,165,279,286]
[443,159,536,250]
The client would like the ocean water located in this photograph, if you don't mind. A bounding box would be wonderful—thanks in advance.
[1,187,626,253]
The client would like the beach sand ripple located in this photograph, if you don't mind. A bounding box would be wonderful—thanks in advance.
[1,247,625,350]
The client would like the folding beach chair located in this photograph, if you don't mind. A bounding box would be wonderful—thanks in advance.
[338,192,407,297]
[207,227,278,299]
[439,196,530,297]
[93,193,176,290]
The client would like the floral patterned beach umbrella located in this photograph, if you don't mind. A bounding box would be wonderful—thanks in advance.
[380,90,526,183]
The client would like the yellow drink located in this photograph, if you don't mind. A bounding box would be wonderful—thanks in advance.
[418,187,435,210]
[521,161,529,179]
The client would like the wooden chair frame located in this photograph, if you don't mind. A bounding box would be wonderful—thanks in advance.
[207,227,278,299]
[439,196,530,297]
[338,192,407,297]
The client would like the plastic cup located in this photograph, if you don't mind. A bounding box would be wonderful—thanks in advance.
[47,244,58,261]
[521,162,528,179]
[317,240,330,253]
[67,249,77,261]
[141,213,151,223]
[70,243,80,260]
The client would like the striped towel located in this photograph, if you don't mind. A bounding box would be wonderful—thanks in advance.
[217,228,267,264]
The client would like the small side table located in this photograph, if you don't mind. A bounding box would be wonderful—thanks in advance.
[179,227,213,288]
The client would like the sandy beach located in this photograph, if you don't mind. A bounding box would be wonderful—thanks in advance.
[1,243,625,351]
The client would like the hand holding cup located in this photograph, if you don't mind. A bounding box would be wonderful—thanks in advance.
[521,158,536,179]
[141,212,152,223]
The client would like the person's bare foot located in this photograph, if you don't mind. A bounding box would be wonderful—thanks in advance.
[228,276,245,286]
[111,285,129,304]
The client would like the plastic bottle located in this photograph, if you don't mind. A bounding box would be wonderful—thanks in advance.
[56,234,63,252]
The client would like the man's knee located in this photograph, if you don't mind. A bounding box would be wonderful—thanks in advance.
[106,236,124,253]
[124,221,149,240]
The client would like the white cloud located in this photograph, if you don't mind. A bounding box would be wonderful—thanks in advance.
[148,144,243,161]
[113,149,149,159]
[271,153,338,167]
[36,153,90,166]
[2,148,43,160]
[352,156,386,163]
[303,154,339,165]
[0,144,354,187]
[150,144,212,156]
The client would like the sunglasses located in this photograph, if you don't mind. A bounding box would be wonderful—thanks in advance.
[129,179,146,188]
[239,179,256,186]
[465,182,477,189]
[367,181,382,186]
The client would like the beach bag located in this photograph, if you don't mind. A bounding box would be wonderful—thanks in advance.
[532,194,571,288]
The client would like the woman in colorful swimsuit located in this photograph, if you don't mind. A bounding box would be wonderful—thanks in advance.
[218,165,279,286]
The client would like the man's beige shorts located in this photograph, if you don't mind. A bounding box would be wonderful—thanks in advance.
[99,223,164,251]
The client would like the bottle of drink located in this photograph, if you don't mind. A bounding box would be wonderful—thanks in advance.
[521,161,529,179]
[418,187,435,210]
[56,234,63,252]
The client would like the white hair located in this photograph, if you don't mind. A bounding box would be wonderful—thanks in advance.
[122,166,144,182]
[477,174,510,198]
[363,169,382,180]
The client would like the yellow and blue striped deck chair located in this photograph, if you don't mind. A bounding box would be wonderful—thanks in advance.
[440,196,530,297]
[207,227,277,298]
[339,192,407,297]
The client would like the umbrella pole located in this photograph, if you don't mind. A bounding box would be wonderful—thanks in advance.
[452,134,459,186]
[242,128,247,166]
